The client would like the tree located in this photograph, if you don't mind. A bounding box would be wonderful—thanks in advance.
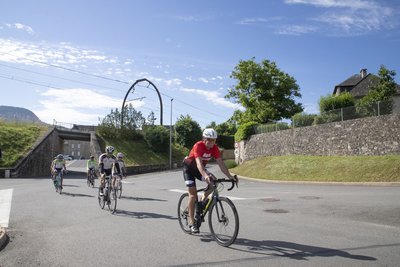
[174,115,202,149]
[97,104,145,139]
[143,125,170,153]
[146,111,156,125]
[356,65,397,115]
[226,58,303,124]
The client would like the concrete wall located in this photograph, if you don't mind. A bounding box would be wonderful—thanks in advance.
[236,114,400,164]
[1,128,103,178]
[12,128,61,178]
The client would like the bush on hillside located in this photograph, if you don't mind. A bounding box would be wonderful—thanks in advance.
[143,125,170,153]
[292,113,317,127]
[234,121,258,142]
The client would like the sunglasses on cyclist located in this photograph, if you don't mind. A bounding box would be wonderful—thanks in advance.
[205,138,216,143]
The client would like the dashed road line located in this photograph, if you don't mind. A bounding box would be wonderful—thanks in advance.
[0,188,13,228]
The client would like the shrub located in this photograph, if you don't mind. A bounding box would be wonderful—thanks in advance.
[292,113,317,127]
[143,125,170,153]
[224,159,237,169]
[319,92,355,112]
[235,121,258,141]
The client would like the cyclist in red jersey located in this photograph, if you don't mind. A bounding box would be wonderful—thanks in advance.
[182,128,238,234]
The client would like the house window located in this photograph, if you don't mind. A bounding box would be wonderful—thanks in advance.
[78,144,81,149]
[72,144,75,149]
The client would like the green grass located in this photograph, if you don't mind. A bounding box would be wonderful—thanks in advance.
[0,121,49,167]
[230,155,400,182]
[98,135,187,166]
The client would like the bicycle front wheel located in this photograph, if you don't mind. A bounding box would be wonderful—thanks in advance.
[177,193,191,234]
[208,197,239,247]
[116,180,122,199]
[98,188,105,209]
[108,189,117,214]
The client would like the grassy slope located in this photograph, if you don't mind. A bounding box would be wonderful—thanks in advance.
[98,136,187,166]
[2,121,399,182]
[230,155,400,182]
[0,121,49,167]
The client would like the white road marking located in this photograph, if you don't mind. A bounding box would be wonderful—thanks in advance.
[168,189,248,200]
[0,188,13,228]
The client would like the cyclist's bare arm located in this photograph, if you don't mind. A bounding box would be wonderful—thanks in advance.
[195,157,212,184]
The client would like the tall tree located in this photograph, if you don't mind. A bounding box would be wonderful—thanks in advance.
[174,115,202,149]
[226,58,303,124]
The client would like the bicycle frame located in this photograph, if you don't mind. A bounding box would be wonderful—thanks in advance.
[197,179,236,226]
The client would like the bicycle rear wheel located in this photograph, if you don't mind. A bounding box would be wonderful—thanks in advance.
[208,197,239,247]
[108,189,117,214]
[98,188,105,209]
[177,193,191,234]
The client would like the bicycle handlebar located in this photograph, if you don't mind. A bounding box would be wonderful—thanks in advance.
[215,175,238,191]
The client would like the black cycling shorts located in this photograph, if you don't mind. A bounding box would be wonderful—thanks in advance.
[183,162,204,188]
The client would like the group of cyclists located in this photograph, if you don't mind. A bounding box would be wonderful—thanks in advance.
[49,128,238,234]
[50,147,127,194]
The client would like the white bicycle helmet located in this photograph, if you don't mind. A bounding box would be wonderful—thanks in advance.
[117,152,124,158]
[202,128,218,139]
[106,146,115,153]
[57,154,63,159]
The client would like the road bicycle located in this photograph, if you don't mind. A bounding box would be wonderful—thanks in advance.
[177,175,239,247]
[98,175,117,214]
[53,169,64,194]
[87,169,95,188]
[114,174,123,199]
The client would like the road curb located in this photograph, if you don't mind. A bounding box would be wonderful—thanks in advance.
[234,174,400,186]
[0,227,8,249]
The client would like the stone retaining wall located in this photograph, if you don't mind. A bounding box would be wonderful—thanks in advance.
[237,114,400,164]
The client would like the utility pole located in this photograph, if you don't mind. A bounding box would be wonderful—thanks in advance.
[169,98,173,169]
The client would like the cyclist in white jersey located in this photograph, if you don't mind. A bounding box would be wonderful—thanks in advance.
[98,146,120,196]
[112,152,127,187]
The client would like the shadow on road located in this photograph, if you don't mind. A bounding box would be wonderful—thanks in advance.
[120,196,167,202]
[114,209,176,220]
[61,192,94,198]
[230,238,378,261]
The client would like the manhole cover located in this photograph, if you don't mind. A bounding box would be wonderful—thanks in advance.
[299,196,322,200]
[260,198,280,202]
[264,209,289,213]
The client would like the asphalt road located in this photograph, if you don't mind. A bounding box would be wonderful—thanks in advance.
[0,161,399,267]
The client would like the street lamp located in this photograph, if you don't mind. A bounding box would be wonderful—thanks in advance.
[169,98,173,169]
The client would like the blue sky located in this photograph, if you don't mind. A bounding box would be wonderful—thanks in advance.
[0,0,399,128]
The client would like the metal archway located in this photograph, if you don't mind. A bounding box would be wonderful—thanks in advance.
[121,78,163,127]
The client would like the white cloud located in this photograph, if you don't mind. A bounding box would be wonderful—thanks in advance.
[0,38,118,68]
[276,25,318,35]
[199,77,209,84]
[236,17,281,25]
[282,0,395,36]
[180,88,240,109]
[5,23,35,35]
[33,88,123,124]
[173,16,200,22]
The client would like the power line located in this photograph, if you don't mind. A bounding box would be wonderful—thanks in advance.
[0,51,129,84]
[0,62,124,92]
[0,51,234,122]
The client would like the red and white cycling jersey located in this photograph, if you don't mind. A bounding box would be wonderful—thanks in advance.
[186,141,220,167]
